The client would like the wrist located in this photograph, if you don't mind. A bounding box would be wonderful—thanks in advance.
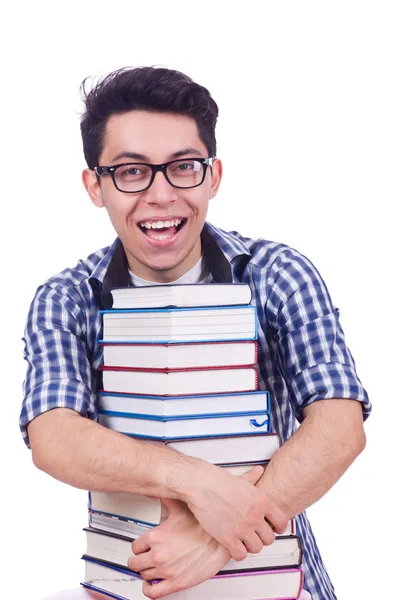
[167,456,217,504]
[162,454,206,502]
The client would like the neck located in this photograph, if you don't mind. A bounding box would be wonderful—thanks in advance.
[125,239,202,283]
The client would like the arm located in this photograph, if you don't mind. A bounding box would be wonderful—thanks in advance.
[28,407,201,499]
[128,398,366,599]
[260,246,371,515]
[22,284,286,560]
[28,408,286,559]
[256,398,366,517]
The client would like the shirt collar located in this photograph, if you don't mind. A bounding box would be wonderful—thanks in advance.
[89,222,252,309]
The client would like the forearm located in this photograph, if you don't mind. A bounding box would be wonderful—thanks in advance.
[28,408,201,500]
[257,399,366,518]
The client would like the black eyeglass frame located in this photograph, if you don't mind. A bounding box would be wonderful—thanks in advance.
[94,157,214,193]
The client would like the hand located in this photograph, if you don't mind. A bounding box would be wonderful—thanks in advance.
[128,499,231,599]
[186,465,288,561]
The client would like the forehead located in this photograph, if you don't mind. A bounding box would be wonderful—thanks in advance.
[101,110,206,163]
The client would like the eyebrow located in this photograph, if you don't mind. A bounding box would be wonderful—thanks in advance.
[110,147,204,163]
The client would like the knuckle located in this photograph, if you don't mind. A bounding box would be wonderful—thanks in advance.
[151,549,165,565]
[147,529,159,543]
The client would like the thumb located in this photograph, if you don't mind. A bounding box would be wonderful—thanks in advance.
[239,465,264,485]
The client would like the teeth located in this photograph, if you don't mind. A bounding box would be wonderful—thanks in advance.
[140,218,183,229]
[152,233,172,240]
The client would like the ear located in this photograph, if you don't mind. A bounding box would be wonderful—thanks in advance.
[209,158,223,200]
[82,168,105,208]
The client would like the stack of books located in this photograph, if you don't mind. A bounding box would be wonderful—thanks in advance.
[81,283,304,599]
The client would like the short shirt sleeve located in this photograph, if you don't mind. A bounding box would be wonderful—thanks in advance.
[20,284,98,448]
[265,247,371,422]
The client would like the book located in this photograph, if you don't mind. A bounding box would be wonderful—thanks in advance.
[110,283,252,309]
[101,340,258,369]
[98,390,269,417]
[100,366,259,396]
[89,512,153,539]
[89,489,295,531]
[98,410,271,439]
[83,528,302,573]
[100,306,257,343]
[157,432,280,464]
[82,558,304,600]
[88,507,296,537]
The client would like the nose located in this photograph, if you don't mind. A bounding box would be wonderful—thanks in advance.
[144,169,178,205]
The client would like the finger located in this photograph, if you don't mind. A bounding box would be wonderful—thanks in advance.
[241,532,264,555]
[228,539,248,561]
[264,505,289,535]
[128,550,153,572]
[132,536,151,555]
[140,567,160,581]
[142,579,178,599]
[239,466,264,486]
[256,520,276,546]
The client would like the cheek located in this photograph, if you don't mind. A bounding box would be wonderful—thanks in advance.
[187,192,209,218]
[103,194,140,225]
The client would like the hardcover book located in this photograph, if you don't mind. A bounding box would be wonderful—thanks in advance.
[83,527,302,573]
[101,340,258,370]
[82,558,304,600]
[88,508,296,537]
[98,390,269,418]
[148,432,280,464]
[100,305,257,343]
[98,410,271,439]
[100,366,259,396]
[110,283,252,309]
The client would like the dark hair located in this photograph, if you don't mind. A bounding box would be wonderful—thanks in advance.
[80,66,219,169]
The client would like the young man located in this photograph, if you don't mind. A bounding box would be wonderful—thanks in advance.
[20,67,371,600]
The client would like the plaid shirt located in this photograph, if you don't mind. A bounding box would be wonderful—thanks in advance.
[20,221,371,600]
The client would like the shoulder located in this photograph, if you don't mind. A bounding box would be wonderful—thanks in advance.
[209,222,318,280]
[30,242,115,312]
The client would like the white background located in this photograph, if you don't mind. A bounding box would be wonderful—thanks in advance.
[1,1,396,599]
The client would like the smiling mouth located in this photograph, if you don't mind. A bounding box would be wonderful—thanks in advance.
[138,218,187,240]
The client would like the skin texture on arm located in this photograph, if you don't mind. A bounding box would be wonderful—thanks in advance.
[28,407,200,499]
[28,407,287,562]
[129,397,366,598]
[256,398,366,517]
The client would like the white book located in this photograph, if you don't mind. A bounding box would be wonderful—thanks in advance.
[110,283,252,309]
[89,512,153,539]
[98,411,270,439]
[101,366,258,396]
[98,391,269,418]
[83,559,303,600]
[88,498,296,533]
[163,432,280,464]
[101,341,258,369]
[83,528,302,572]
[100,306,257,342]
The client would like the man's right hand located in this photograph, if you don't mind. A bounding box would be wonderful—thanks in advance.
[185,465,288,561]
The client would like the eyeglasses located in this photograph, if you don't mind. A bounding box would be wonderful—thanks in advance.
[94,157,214,193]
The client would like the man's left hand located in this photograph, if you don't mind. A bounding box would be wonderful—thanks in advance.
[128,498,231,599]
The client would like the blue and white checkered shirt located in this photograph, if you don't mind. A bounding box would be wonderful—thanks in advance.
[20,221,371,600]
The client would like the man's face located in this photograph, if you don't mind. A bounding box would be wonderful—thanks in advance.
[83,110,222,282]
